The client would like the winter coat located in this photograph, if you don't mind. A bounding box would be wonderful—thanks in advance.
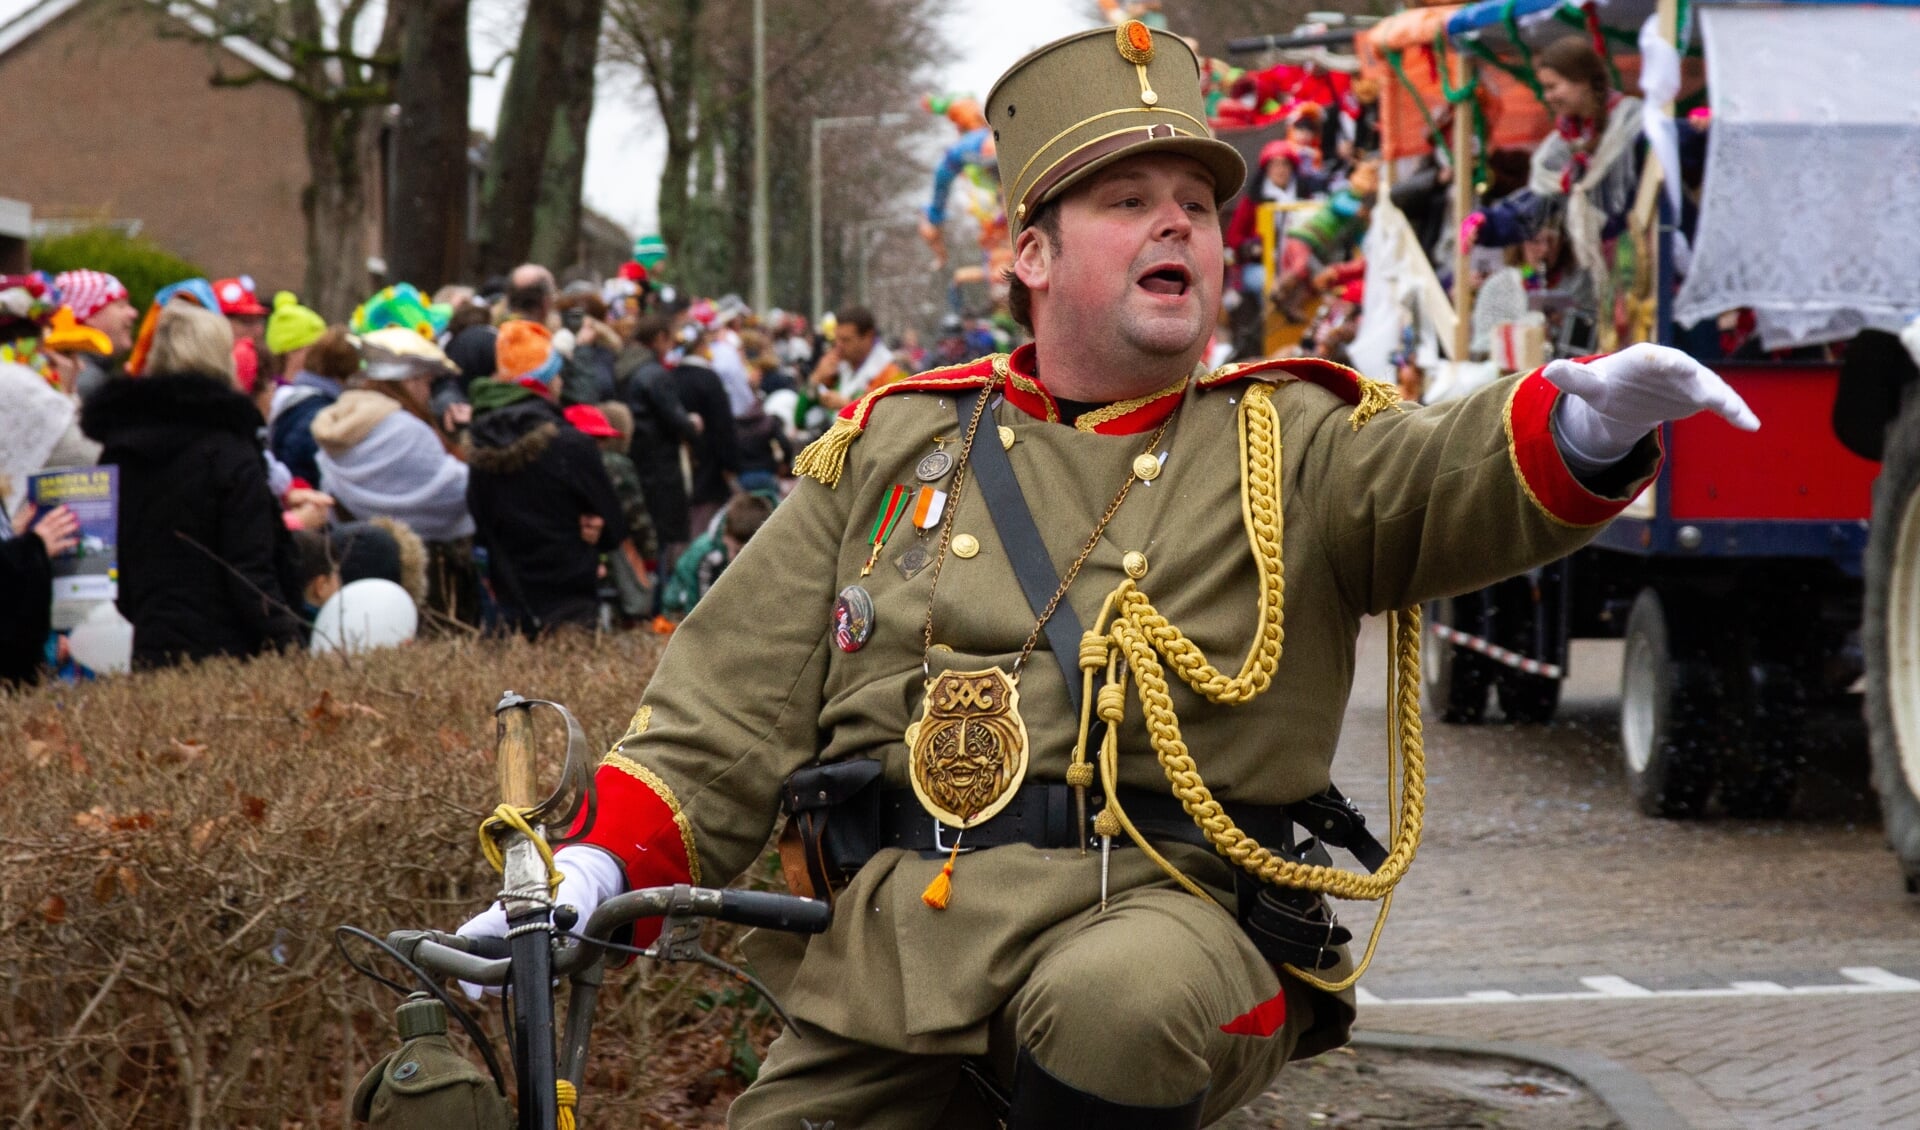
[466,391,627,633]
[0,512,52,686]
[311,389,475,541]
[80,371,303,667]
[673,358,740,508]
[617,345,697,545]
[267,371,343,488]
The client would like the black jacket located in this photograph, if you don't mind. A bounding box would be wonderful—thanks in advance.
[617,345,698,544]
[0,517,52,686]
[673,358,740,508]
[466,395,628,633]
[80,372,303,668]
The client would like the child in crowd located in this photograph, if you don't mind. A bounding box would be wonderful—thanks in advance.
[660,492,774,619]
[564,403,656,622]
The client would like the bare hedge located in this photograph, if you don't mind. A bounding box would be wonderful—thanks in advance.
[1,633,779,1128]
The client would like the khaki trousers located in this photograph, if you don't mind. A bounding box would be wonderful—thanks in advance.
[728,886,1314,1129]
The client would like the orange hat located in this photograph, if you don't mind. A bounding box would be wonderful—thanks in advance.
[495,320,561,393]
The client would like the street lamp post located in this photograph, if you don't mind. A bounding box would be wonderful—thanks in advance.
[751,0,770,314]
[810,111,914,325]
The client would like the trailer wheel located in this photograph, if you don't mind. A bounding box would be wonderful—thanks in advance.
[1717,658,1804,820]
[1424,596,1490,724]
[1620,588,1716,818]
[1864,392,1920,893]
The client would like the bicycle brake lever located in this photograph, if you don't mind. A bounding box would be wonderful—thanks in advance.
[646,911,808,1039]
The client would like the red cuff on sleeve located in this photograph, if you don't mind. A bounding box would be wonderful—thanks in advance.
[569,756,698,946]
[1221,989,1288,1037]
[1505,369,1662,528]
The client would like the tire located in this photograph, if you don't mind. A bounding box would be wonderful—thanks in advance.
[1863,391,1920,894]
[1716,658,1803,820]
[1498,672,1563,725]
[1619,587,1716,818]
[1424,595,1491,724]
[1492,570,1565,724]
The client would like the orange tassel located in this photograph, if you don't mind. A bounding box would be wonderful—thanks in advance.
[921,837,963,909]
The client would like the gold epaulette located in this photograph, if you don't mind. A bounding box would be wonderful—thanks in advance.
[791,356,1002,487]
[1201,356,1402,431]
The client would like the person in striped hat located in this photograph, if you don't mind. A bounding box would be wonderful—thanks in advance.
[46,270,131,396]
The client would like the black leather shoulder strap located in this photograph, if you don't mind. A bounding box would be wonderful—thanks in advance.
[962,388,1086,717]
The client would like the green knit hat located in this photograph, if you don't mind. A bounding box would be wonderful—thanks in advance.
[266,291,327,355]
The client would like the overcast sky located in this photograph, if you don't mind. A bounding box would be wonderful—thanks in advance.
[471,0,1097,236]
[0,0,1099,234]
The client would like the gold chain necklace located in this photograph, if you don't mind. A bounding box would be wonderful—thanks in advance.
[906,374,1176,833]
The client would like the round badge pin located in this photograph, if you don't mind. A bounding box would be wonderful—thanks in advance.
[832,585,876,653]
[916,450,954,482]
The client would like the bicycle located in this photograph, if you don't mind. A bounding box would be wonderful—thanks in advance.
[337,692,831,1130]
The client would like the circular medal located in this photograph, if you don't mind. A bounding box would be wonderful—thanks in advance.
[916,450,954,482]
[952,534,981,559]
[832,585,876,653]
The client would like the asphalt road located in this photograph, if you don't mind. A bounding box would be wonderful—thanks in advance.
[1329,618,1920,1128]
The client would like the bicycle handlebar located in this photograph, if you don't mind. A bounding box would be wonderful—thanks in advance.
[387,884,832,987]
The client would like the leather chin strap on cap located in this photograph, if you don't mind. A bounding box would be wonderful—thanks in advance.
[1007,1047,1207,1130]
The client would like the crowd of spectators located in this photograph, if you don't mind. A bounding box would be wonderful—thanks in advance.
[0,255,941,685]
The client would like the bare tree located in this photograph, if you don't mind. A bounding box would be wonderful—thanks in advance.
[171,0,401,319]
[606,0,949,306]
[387,0,472,292]
[476,0,607,276]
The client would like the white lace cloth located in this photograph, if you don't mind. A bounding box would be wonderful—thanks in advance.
[1674,5,1920,349]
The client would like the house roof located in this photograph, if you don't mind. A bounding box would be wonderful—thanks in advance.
[0,0,293,80]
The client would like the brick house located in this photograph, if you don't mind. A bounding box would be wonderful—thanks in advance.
[0,0,330,295]
[0,0,630,299]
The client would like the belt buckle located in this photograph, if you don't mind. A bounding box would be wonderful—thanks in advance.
[933,819,975,855]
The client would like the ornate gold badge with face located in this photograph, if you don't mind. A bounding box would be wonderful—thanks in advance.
[906,666,1031,827]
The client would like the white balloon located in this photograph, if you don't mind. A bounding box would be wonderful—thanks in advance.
[309,579,418,656]
[68,602,133,674]
[763,388,800,430]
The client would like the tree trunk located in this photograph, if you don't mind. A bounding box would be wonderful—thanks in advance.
[387,0,471,292]
[529,0,607,271]
[301,102,377,321]
[646,0,703,280]
[479,0,603,276]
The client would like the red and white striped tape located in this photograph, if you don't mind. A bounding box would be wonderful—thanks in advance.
[1430,623,1564,680]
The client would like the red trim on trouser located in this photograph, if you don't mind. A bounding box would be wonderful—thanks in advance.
[569,762,694,946]
[1220,989,1288,1037]
[1507,370,1660,527]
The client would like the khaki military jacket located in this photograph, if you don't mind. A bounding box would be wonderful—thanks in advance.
[576,344,1659,1058]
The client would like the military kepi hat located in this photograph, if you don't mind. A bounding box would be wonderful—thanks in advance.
[987,20,1247,236]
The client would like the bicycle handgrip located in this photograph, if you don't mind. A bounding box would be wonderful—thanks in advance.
[716,889,834,933]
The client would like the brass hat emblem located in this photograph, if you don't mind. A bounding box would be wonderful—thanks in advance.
[1116,20,1159,105]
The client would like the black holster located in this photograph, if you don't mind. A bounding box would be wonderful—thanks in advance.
[776,759,884,904]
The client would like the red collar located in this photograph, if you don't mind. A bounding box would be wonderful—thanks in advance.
[996,344,1189,436]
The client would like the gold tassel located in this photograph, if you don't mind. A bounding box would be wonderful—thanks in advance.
[1348,376,1404,430]
[921,837,963,909]
[791,416,863,488]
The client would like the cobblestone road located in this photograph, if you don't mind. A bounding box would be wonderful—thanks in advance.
[1325,620,1920,1128]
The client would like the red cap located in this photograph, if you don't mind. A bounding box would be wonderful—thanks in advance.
[1257,140,1299,169]
[213,276,269,316]
[619,261,648,283]
[563,404,620,438]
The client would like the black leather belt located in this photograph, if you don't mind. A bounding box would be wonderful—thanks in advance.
[876,783,1312,858]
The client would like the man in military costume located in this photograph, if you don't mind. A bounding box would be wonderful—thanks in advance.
[463,22,1755,1127]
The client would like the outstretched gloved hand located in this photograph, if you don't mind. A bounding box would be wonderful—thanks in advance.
[455,844,626,999]
[1544,343,1760,471]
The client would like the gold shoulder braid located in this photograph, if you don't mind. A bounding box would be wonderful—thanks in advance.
[1071,381,1426,994]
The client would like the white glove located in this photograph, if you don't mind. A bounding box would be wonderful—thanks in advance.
[1544,343,1760,471]
[455,844,626,999]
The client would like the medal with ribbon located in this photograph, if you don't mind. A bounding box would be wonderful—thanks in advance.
[862,484,911,576]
